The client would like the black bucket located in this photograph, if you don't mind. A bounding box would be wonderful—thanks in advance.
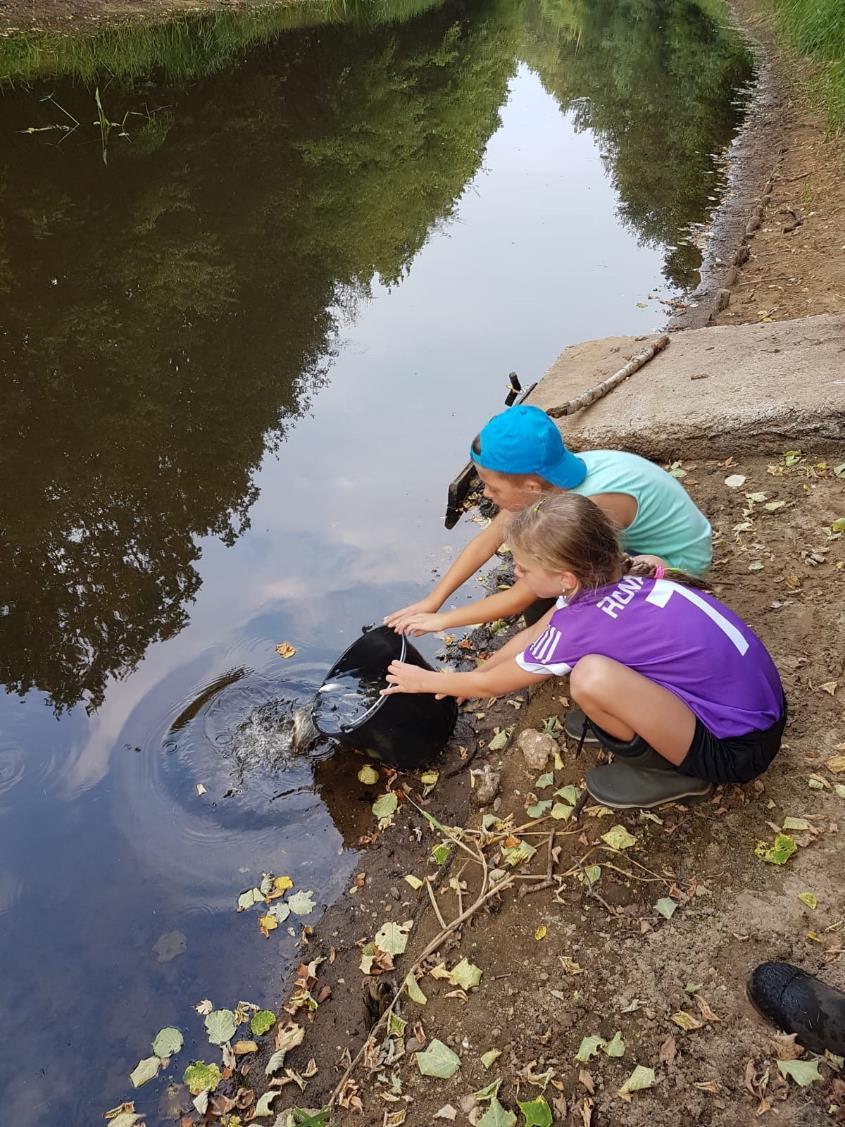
[313,626,457,770]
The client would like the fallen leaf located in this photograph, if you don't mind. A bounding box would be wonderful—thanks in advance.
[535,925,547,941]
[233,1040,259,1055]
[151,1027,183,1059]
[603,1031,625,1058]
[821,681,839,696]
[375,920,412,956]
[488,726,514,751]
[253,1090,278,1117]
[195,999,213,1016]
[694,1080,719,1093]
[104,1111,143,1127]
[205,1010,236,1045]
[275,643,297,659]
[560,956,583,975]
[659,1033,676,1066]
[655,897,678,920]
[755,833,797,865]
[183,1061,221,1096]
[266,1049,287,1076]
[474,1078,502,1102]
[250,1010,276,1037]
[434,1106,458,1121]
[481,1049,502,1070]
[129,1056,160,1088]
[258,913,278,937]
[448,957,482,991]
[415,1039,461,1078]
[478,1098,516,1127]
[671,1011,703,1031]
[798,891,818,910]
[372,792,398,821]
[404,874,424,890]
[287,890,316,916]
[153,929,187,963]
[196,783,207,796]
[578,1069,595,1094]
[534,772,554,790]
[527,800,552,818]
[601,825,636,850]
[269,902,291,925]
[777,1059,822,1086]
[550,803,574,820]
[783,816,811,831]
[502,840,537,867]
[420,770,439,786]
[404,972,427,1005]
[237,888,263,911]
[576,1035,605,1062]
[725,474,747,489]
[694,995,721,1023]
[518,1096,552,1127]
[618,1065,656,1100]
[826,755,845,773]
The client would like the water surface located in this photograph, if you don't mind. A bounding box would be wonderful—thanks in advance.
[0,0,752,1120]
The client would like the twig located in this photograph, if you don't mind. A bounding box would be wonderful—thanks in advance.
[546,335,669,418]
[426,879,447,930]
[576,859,619,917]
[518,829,557,898]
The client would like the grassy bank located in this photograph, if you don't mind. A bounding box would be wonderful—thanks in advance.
[0,0,443,84]
[767,0,845,130]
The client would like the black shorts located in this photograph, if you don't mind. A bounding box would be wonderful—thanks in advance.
[679,699,787,785]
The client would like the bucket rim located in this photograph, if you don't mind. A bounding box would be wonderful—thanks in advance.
[313,626,406,736]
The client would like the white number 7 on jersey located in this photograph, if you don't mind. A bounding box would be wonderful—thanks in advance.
[646,579,749,655]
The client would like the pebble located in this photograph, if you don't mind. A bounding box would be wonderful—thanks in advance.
[389,886,401,901]
[473,763,501,806]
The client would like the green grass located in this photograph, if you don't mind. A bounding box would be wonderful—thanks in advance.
[767,0,845,130]
[0,0,444,85]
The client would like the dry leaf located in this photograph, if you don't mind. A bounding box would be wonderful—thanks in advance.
[694,995,721,1023]
[694,1080,720,1093]
[671,1011,703,1031]
[275,642,297,659]
[578,1069,595,1095]
[659,1033,677,1066]
[579,1098,594,1127]
[820,681,838,696]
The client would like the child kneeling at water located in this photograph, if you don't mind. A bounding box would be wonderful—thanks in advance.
[382,493,785,809]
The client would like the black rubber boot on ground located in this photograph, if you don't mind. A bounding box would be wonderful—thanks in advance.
[563,708,600,748]
[584,725,713,809]
[747,962,845,1055]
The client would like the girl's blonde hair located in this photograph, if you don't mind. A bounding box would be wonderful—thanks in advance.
[508,493,706,593]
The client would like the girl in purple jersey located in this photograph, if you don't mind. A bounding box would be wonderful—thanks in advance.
[382,493,786,809]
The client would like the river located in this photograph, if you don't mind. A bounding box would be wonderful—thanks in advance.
[0,0,752,1120]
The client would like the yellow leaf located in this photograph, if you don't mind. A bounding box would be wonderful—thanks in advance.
[258,913,278,937]
[233,1040,259,1055]
[275,642,297,659]
[535,925,547,941]
[826,755,845,773]
[820,681,838,697]
[671,1011,703,1031]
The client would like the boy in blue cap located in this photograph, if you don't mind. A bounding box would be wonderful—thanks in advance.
[385,405,712,738]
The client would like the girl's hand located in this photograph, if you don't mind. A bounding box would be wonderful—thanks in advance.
[381,660,436,696]
[384,598,439,632]
[391,611,446,638]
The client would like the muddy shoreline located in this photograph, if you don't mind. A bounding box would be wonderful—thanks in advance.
[0,0,295,36]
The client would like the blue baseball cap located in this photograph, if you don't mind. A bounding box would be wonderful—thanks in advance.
[471,405,587,489]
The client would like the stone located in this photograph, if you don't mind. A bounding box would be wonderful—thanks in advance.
[518,728,557,771]
[473,763,500,806]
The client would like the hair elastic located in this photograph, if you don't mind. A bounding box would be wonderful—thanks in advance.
[653,564,667,579]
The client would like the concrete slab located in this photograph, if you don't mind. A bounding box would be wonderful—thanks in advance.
[528,314,845,459]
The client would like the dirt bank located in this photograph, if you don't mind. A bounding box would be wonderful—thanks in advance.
[679,0,845,329]
[233,449,843,1127]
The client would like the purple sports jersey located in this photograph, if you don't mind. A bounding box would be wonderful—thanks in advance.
[516,575,783,737]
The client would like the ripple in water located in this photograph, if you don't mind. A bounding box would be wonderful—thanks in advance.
[0,743,25,799]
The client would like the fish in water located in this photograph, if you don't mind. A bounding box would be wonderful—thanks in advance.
[312,668,385,735]
[291,706,319,753]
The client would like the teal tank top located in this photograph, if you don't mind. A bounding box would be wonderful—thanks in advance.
[571,450,712,576]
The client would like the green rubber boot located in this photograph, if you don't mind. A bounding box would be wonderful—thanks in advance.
[586,749,714,810]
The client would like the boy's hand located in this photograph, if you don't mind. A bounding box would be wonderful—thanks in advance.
[381,660,435,696]
[391,611,445,637]
[384,599,440,634]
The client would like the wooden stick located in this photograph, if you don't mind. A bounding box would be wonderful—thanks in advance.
[546,334,669,419]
